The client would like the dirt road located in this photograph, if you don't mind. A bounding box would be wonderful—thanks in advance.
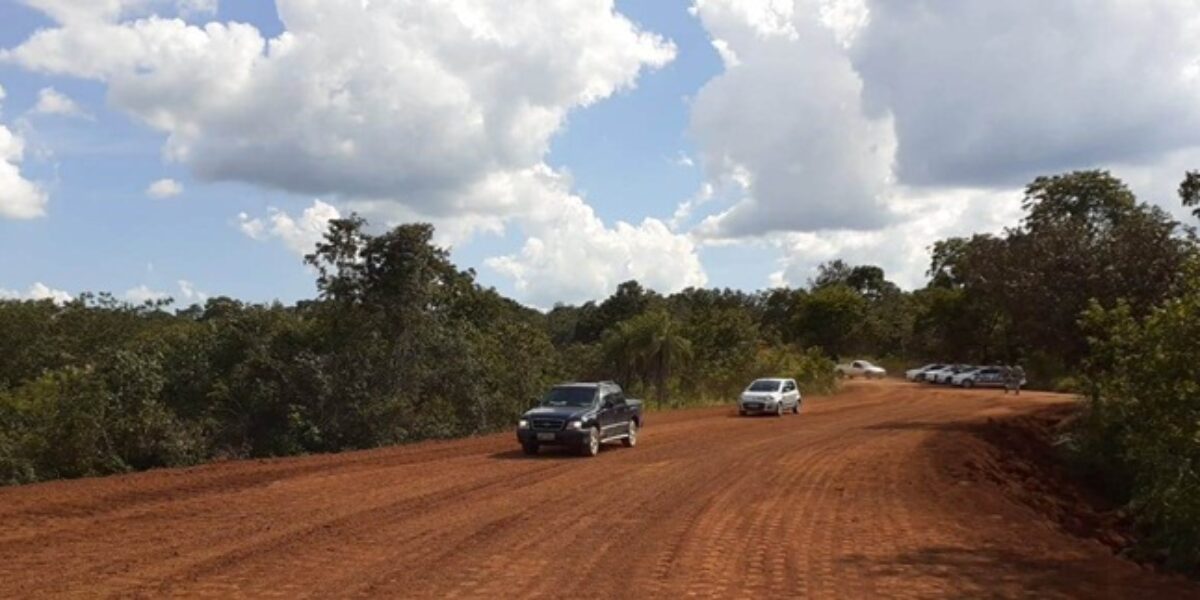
[1,381,1195,598]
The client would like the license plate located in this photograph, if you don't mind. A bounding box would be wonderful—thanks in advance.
[537,433,556,441]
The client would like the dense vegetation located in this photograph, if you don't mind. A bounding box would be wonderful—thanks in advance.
[1,169,1199,569]
[0,218,839,485]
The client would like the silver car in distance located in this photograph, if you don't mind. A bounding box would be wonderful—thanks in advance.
[738,378,802,417]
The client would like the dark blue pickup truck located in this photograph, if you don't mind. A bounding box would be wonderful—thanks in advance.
[516,382,643,457]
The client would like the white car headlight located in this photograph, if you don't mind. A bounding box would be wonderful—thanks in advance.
[567,419,585,430]
[518,419,529,429]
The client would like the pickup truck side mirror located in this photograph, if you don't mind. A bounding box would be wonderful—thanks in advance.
[602,399,614,410]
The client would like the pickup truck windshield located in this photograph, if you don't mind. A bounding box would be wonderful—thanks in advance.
[748,380,781,392]
[541,387,596,408]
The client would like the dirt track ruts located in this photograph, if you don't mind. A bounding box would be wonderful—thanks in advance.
[1,380,1196,598]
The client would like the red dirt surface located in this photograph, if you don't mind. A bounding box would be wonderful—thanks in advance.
[1,380,1196,598]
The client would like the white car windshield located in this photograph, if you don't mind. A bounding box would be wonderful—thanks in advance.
[747,380,781,392]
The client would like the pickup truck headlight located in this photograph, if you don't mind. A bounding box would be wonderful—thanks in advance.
[518,419,529,429]
[567,419,585,430]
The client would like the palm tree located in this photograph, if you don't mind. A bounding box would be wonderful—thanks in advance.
[602,311,693,407]
[629,311,693,408]
[600,321,639,389]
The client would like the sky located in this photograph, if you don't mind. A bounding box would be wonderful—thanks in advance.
[1,0,1199,309]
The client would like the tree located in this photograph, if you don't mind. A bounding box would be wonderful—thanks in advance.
[671,289,760,398]
[1180,170,1200,219]
[916,171,1192,375]
[601,321,640,390]
[814,260,898,301]
[811,260,855,289]
[1022,170,1137,228]
[1079,260,1200,569]
[574,280,659,343]
[1007,171,1188,365]
[633,312,693,409]
[792,284,867,358]
[760,288,805,344]
[601,311,692,408]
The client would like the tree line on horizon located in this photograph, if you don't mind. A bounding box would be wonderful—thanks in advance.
[1,169,1199,569]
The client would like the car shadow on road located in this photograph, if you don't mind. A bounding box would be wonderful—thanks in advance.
[727,409,808,419]
[838,545,1190,597]
[488,448,588,461]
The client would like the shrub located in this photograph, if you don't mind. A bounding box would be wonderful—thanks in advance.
[752,345,837,396]
[1051,376,1082,394]
[0,348,205,484]
[1077,268,1200,571]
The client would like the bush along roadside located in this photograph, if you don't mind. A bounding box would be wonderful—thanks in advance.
[1072,263,1200,573]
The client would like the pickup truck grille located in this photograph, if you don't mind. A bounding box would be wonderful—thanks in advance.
[531,418,565,431]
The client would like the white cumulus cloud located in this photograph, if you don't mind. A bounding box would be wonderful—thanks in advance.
[4,0,674,219]
[146,178,183,198]
[123,284,170,303]
[4,0,689,304]
[768,187,1024,289]
[176,278,207,303]
[0,84,49,219]
[32,87,87,118]
[851,0,1200,188]
[684,0,1200,291]
[689,0,897,239]
[0,282,73,304]
[239,199,341,257]
[119,279,208,305]
[483,166,707,307]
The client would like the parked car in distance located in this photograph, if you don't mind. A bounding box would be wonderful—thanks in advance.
[921,365,950,383]
[516,381,642,457]
[946,365,979,384]
[951,366,998,388]
[926,364,971,384]
[739,378,802,416]
[953,366,1026,388]
[905,363,944,382]
[835,360,887,379]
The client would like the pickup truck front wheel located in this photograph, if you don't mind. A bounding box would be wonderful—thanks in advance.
[580,427,600,457]
[521,442,538,456]
[623,420,638,447]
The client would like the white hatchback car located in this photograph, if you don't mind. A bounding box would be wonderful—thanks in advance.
[738,378,802,417]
